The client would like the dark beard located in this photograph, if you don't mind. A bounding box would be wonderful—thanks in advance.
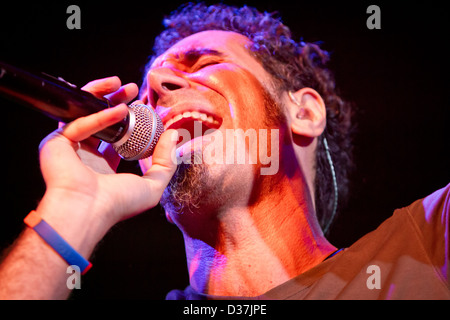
[160,152,208,216]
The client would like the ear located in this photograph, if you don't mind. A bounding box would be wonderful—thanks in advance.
[287,88,326,138]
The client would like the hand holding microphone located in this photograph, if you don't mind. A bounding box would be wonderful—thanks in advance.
[40,77,178,228]
[0,62,179,234]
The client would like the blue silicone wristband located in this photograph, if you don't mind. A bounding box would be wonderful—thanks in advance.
[24,211,92,274]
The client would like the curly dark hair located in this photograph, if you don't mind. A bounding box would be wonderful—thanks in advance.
[143,3,354,233]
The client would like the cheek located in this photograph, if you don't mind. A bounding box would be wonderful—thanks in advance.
[231,79,274,129]
[197,65,271,128]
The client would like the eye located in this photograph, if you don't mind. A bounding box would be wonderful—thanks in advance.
[195,59,220,70]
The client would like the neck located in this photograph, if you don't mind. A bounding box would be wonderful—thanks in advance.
[181,169,336,297]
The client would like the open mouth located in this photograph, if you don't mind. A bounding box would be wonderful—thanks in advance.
[163,110,222,145]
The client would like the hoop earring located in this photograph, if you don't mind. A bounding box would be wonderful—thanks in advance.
[289,92,338,233]
[322,137,338,234]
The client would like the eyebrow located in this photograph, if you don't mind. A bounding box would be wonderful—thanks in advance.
[183,48,224,62]
[159,48,224,67]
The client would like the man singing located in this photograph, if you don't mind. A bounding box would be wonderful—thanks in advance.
[0,3,448,299]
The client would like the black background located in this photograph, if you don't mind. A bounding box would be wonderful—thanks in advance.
[1,0,449,299]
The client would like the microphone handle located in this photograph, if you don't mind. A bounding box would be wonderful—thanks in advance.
[0,61,128,143]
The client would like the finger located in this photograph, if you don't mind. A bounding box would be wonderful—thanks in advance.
[81,76,122,99]
[61,104,129,142]
[142,129,178,196]
[104,83,139,106]
[38,131,87,187]
[59,120,100,152]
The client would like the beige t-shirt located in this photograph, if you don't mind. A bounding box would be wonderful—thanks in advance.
[167,184,450,300]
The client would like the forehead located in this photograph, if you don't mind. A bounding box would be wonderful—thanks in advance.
[152,30,253,67]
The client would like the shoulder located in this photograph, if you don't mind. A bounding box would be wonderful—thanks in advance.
[406,183,449,216]
[400,183,449,239]
[391,184,449,285]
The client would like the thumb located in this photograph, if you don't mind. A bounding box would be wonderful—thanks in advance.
[142,129,179,199]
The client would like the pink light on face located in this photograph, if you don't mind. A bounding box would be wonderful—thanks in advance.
[229,103,235,119]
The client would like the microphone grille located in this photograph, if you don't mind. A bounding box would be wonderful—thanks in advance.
[113,104,164,160]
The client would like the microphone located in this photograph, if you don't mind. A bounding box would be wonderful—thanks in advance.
[0,61,164,160]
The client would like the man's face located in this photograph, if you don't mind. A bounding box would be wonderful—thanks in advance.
[140,30,285,226]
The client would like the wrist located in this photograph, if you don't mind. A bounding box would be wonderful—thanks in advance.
[35,188,114,258]
[24,210,93,274]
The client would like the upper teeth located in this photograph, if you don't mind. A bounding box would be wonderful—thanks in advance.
[164,111,220,129]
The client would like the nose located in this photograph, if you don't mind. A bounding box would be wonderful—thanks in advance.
[146,67,189,106]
